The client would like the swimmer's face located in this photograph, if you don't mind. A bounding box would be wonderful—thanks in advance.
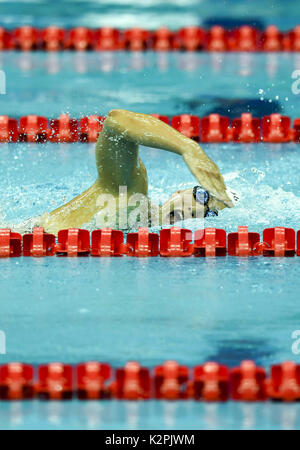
[161,187,222,225]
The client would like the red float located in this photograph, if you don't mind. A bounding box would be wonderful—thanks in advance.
[205,26,229,51]
[154,361,189,400]
[160,227,193,257]
[0,363,34,400]
[175,26,204,51]
[194,228,227,257]
[0,116,19,142]
[171,115,200,141]
[125,228,159,257]
[36,363,73,400]
[231,113,261,142]
[41,26,65,51]
[0,229,22,257]
[283,26,300,51]
[230,26,259,51]
[189,362,229,401]
[0,27,13,50]
[67,27,94,51]
[48,114,79,142]
[19,115,48,143]
[262,227,295,257]
[262,114,293,143]
[112,362,151,400]
[91,228,124,256]
[13,26,40,50]
[266,362,300,401]
[23,227,56,257]
[261,25,283,51]
[293,118,300,142]
[231,360,266,401]
[94,28,122,51]
[228,226,260,257]
[56,228,90,256]
[201,114,231,142]
[124,28,150,51]
[77,362,111,399]
[152,27,174,51]
[79,115,105,142]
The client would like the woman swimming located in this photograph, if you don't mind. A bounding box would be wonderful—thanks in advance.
[39,109,234,234]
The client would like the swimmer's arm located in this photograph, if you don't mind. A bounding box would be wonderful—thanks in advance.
[104,109,233,206]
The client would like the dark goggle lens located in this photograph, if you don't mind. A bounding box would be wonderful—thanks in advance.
[193,186,209,205]
[205,209,218,218]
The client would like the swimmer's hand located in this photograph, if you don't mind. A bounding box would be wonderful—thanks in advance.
[182,144,234,207]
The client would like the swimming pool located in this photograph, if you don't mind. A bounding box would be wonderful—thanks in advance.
[0,48,299,429]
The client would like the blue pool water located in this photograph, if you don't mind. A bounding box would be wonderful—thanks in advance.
[1,0,300,30]
[0,36,300,430]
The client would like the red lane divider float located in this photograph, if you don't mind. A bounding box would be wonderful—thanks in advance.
[125,228,160,257]
[91,228,124,257]
[48,114,78,143]
[41,26,65,51]
[228,226,260,257]
[0,113,300,143]
[2,25,300,52]
[152,27,176,51]
[1,360,300,402]
[23,227,56,256]
[262,114,294,143]
[188,362,230,401]
[176,26,204,51]
[0,116,18,142]
[231,113,261,143]
[172,115,200,141]
[67,27,94,51]
[13,26,39,51]
[79,115,105,142]
[284,25,300,52]
[77,362,111,399]
[262,227,295,257]
[231,360,267,401]
[0,229,22,257]
[1,226,300,258]
[194,228,227,257]
[230,26,259,52]
[94,28,122,51]
[0,362,34,400]
[261,25,284,52]
[154,361,189,400]
[266,362,300,401]
[56,228,90,256]
[201,114,232,142]
[160,227,194,257]
[36,363,73,400]
[206,26,229,52]
[19,115,48,143]
[112,362,151,400]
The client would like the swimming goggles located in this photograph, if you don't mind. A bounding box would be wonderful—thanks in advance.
[192,185,218,217]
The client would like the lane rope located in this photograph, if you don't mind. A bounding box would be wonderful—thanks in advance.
[1,113,300,143]
[0,360,299,401]
[0,226,299,257]
[0,25,300,52]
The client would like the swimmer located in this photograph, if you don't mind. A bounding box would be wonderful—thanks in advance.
[38,109,234,234]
